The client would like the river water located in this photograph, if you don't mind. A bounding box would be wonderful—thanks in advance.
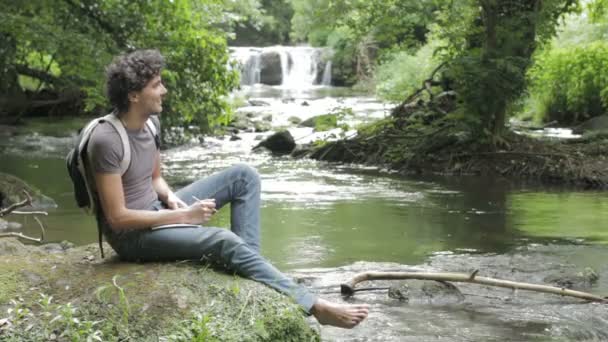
[2,83,608,341]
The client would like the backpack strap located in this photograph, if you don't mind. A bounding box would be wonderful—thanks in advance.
[102,113,131,175]
[145,117,160,149]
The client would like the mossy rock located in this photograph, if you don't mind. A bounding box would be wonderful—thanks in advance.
[299,114,338,132]
[0,239,319,341]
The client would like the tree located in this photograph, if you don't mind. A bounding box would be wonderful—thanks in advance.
[436,0,579,142]
[0,0,240,132]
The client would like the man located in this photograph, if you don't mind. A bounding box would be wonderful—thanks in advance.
[89,49,368,329]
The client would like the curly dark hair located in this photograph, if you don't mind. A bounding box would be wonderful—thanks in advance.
[105,49,165,113]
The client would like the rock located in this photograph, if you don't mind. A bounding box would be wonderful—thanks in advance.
[0,239,318,341]
[290,144,313,158]
[253,121,272,133]
[299,114,338,131]
[254,135,264,141]
[281,97,295,103]
[388,280,465,305]
[301,101,309,106]
[252,130,296,155]
[288,116,302,125]
[262,114,273,122]
[543,267,599,290]
[259,51,283,85]
[42,243,65,253]
[60,240,75,250]
[229,134,242,141]
[0,172,57,209]
[229,117,253,132]
[247,100,270,107]
[573,115,608,134]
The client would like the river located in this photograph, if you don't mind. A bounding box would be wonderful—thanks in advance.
[1,46,608,341]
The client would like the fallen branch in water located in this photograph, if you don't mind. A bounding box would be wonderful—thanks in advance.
[341,270,608,303]
[0,190,47,243]
[0,190,33,217]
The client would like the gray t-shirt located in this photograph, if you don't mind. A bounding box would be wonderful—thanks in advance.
[88,115,160,211]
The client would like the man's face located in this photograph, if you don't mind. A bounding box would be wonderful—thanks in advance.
[132,75,167,115]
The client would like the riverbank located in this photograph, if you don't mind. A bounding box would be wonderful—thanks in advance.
[0,238,318,341]
[306,111,608,189]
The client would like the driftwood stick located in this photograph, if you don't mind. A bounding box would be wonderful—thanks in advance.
[341,271,608,303]
[11,211,49,216]
[0,190,33,217]
[0,216,46,243]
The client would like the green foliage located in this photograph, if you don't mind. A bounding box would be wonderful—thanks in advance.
[434,0,579,137]
[375,40,442,101]
[0,0,240,133]
[526,41,608,124]
[229,0,294,45]
[290,0,438,85]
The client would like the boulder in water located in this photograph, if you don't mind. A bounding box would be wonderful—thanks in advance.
[247,99,270,107]
[543,267,599,290]
[260,51,283,85]
[252,130,296,155]
[388,280,465,305]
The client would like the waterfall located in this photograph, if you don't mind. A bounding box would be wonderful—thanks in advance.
[321,61,332,86]
[230,46,332,89]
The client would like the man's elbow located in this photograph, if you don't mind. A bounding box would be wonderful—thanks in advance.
[105,210,131,230]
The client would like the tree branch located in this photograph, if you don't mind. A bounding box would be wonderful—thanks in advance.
[0,190,32,217]
[14,64,61,86]
[0,217,46,243]
[341,270,608,303]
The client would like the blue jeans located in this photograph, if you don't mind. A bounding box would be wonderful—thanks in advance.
[107,163,316,312]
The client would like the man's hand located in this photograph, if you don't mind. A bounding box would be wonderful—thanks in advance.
[166,192,187,210]
[186,199,216,225]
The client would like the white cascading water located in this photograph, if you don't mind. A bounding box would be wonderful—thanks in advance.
[230,46,331,89]
[321,61,332,86]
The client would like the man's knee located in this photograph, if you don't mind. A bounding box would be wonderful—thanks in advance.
[230,163,260,186]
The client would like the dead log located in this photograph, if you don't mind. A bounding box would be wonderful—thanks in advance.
[341,270,608,303]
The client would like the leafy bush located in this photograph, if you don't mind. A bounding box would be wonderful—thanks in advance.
[375,41,441,102]
[526,41,608,124]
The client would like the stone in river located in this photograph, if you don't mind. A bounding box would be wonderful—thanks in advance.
[252,130,296,155]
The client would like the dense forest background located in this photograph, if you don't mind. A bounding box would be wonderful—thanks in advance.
[2,0,608,142]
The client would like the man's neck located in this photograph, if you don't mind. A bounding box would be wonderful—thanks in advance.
[119,108,148,130]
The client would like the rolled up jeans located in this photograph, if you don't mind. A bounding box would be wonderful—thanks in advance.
[105,163,317,312]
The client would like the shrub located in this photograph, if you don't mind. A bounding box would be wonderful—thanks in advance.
[526,41,608,124]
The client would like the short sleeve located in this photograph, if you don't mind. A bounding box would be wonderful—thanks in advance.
[88,125,123,174]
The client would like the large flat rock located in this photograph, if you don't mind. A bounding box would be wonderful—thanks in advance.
[0,238,318,341]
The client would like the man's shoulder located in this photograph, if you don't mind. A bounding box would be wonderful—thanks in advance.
[88,121,121,152]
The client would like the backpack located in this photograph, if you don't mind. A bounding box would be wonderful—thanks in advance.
[66,112,159,257]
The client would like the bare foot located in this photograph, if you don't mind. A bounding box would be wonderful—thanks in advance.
[310,298,369,329]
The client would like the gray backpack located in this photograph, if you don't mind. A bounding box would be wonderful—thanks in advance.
[66,112,159,257]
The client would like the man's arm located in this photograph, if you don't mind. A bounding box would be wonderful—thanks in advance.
[151,151,187,209]
[94,172,213,231]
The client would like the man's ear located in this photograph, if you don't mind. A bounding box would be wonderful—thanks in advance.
[128,91,139,103]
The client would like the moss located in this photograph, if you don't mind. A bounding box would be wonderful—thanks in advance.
[0,239,319,341]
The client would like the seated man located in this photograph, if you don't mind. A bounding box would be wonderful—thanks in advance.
[89,49,368,329]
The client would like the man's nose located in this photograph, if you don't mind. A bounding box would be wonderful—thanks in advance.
[161,84,168,96]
